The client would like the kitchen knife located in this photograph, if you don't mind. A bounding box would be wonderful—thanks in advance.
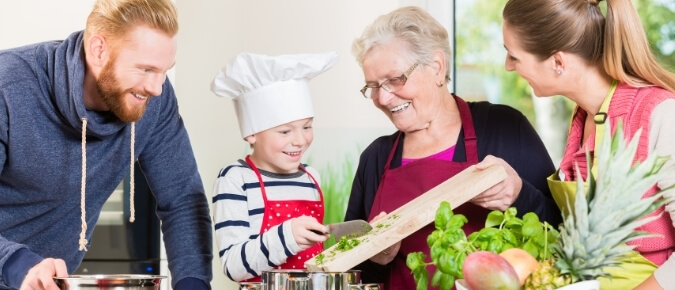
[312,220,373,240]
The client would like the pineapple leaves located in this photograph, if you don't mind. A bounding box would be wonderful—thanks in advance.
[555,120,675,282]
[408,119,675,289]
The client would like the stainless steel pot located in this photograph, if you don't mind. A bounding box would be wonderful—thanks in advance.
[238,282,262,290]
[261,269,361,290]
[54,274,166,290]
[347,283,382,290]
[261,269,309,290]
[309,270,361,290]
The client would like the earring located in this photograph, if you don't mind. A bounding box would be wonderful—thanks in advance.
[556,69,563,75]
[437,81,444,87]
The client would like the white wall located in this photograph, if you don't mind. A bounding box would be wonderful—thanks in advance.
[0,1,453,289]
[0,1,95,47]
[174,0,400,169]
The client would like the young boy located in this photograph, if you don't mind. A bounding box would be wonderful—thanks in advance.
[210,51,338,282]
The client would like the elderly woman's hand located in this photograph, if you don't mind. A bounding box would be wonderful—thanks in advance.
[368,211,400,265]
[470,155,523,211]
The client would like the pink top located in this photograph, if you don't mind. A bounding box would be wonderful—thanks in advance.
[401,145,456,166]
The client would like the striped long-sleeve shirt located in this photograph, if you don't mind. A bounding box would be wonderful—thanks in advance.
[212,159,322,281]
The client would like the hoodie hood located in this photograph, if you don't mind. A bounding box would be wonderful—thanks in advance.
[45,30,126,139]
[42,31,137,251]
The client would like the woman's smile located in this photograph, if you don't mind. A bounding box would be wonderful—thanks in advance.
[391,102,411,113]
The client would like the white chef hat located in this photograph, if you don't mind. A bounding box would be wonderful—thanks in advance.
[211,51,339,138]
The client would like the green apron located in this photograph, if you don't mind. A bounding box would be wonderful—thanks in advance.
[546,80,656,289]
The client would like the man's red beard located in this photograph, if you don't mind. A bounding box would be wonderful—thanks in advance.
[96,59,150,123]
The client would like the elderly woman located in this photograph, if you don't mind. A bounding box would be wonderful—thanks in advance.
[344,6,561,288]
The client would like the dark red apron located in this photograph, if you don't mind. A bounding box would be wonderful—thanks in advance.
[367,96,488,289]
[244,155,325,282]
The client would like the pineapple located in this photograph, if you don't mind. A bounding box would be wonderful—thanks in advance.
[525,259,571,290]
[524,121,673,289]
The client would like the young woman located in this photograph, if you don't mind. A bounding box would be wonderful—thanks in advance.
[502,0,675,288]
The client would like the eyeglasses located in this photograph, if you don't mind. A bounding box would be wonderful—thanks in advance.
[360,62,419,99]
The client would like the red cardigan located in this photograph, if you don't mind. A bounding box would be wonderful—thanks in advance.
[559,82,675,265]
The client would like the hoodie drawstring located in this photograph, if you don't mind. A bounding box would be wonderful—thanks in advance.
[79,118,88,251]
[129,122,135,223]
[78,119,136,251]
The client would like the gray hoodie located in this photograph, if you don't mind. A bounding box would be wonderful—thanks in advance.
[0,31,212,289]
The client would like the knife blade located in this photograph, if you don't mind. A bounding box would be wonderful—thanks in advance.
[329,219,373,240]
[312,220,373,240]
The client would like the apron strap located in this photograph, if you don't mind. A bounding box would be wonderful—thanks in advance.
[246,155,269,202]
[382,132,403,172]
[591,79,618,177]
[453,95,479,163]
[246,155,323,203]
[299,165,325,205]
[382,95,479,169]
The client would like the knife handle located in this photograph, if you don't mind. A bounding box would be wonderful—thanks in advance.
[311,229,327,235]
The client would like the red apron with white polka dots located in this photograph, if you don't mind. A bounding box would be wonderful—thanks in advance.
[245,155,325,277]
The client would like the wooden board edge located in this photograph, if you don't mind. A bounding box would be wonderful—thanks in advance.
[306,165,507,272]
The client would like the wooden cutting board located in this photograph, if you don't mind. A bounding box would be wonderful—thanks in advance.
[305,164,507,272]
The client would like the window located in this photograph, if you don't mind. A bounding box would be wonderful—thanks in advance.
[453,0,675,162]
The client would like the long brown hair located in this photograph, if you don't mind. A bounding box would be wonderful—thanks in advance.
[503,0,675,93]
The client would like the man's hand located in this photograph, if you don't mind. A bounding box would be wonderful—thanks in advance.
[20,258,67,290]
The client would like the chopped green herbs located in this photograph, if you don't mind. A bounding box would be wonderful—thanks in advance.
[336,236,360,251]
[315,253,325,265]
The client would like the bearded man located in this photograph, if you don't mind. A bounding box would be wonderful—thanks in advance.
[0,0,212,289]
